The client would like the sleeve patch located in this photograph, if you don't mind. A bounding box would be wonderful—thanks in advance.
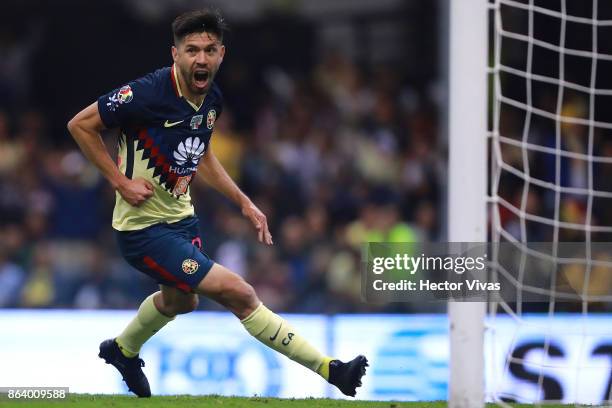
[106,85,134,112]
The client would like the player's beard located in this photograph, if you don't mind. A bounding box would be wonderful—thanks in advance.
[177,63,215,96]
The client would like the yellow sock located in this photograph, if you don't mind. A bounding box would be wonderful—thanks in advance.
[241,303,332,379]
[116,292,175,358]
[317,356,334,381]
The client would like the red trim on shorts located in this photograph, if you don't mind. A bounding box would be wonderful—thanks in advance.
[143,256,192,293]
[191,237,202,249]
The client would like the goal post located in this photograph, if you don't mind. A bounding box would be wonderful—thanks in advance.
[447,0,489,407]
[449,0,612,405]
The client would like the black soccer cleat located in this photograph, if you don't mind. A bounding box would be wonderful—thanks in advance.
[328,355,369,397]
[98,339,151,398]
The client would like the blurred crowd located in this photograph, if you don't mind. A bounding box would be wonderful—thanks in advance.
[0,51,443,312]
[496,95,612,244]
[494,95,612,309]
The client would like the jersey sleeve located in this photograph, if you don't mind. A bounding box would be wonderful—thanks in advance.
[97,73,157,129]
[211,83,224,124]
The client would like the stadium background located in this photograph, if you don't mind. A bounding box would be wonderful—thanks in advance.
[0,0,610,403]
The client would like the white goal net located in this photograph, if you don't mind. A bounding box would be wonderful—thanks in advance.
[487,0,612,405]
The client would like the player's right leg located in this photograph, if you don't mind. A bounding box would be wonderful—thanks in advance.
[156,284,200,316]
[98,287,186,398]
[195,263,368,397]
[114,285,198,357]
[100,217,206,397]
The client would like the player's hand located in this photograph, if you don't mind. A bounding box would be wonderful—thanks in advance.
[117,177,154,207]
[242,201,273,245]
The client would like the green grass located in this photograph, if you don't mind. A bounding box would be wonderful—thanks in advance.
[0,394,594,408]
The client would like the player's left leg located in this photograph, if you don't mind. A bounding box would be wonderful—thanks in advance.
[195,263,368,397]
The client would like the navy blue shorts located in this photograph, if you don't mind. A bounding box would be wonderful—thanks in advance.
[116,216,214,293]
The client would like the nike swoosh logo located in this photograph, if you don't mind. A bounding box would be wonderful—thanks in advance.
[164,119,184,128]
[269,323,282,341]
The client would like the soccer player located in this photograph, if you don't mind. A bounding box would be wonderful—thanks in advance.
[67,9,367,398]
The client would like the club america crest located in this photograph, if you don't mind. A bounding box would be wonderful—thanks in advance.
[190,115,204,130]
[206,109,216,130]
[181,258,199,274]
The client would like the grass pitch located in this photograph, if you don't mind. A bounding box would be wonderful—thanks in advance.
[0,394,585,407]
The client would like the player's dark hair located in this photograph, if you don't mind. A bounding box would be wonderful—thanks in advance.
[172,9,228,44]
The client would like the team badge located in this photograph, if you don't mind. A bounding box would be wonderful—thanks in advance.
[172,175,192,196]
[206,109,216,130]
[117,85,133,104]
[190,115,204,130]
[182,258,199,274]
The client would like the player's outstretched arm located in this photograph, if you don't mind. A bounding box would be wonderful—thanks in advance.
[197,147,273,245]
[67,102,154,206]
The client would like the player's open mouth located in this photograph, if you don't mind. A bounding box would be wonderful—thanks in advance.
[194,71,209,88]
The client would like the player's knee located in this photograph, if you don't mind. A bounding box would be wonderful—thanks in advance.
[176,295,199,314]
[185,295,200,313]
[231,279,256,303]
[227,280,259,318]
[163,294,199,315]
